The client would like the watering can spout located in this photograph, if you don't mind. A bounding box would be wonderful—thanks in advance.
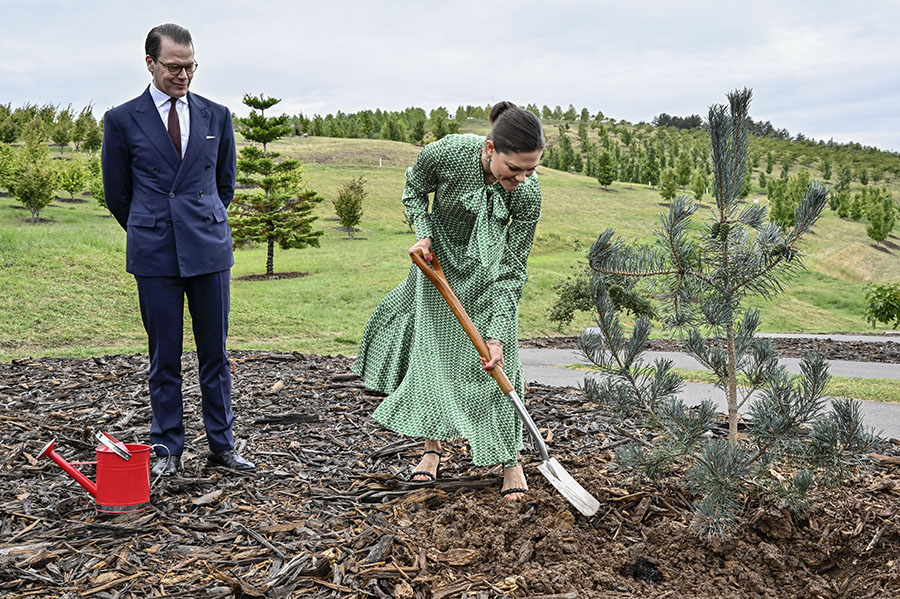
[39,440,97,498]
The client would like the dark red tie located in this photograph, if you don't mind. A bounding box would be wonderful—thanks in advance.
[167,97,181,158]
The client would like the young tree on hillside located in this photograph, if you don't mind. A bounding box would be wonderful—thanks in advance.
[0,114,17,144]
[72,105,95,152]
[430,107,449,141]
[820,154,832,180]
[830,165,852,213]
[849,191,865,221]
[779,154,791,179]
[0,103,16,143]
[690,169,706,204]
[50,106,73,153]
[858,167,869,186]
[865,187,895,245]
[0,145,15,191]
[642,146,661,186]
[557,127,575,172]
[380,117,408,142]
[767,178,790,228]
[659,167,678,202]
[86,158,106,209]
[82,117,102,155]
[675,152,692,187]
[596,151,615,189]
[12,116,56,222]
[333,176,367,239]
[37,103,57,132]
[865,283,900,330]
[572,151,583,173]
[410,119,426,144]
[57,159,86,200]
[229,93,323,277]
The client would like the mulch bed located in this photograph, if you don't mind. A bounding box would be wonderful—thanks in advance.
[2,349,899,598]
[234,272,309,282]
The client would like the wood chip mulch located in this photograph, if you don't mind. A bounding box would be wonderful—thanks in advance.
[2,350,899,598]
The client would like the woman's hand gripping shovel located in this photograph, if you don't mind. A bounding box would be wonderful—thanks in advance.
[412,252,600,517]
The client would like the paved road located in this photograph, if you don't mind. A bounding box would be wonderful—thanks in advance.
[519,346,900,441]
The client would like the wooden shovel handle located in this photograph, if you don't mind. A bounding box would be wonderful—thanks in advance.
[411,252,514,395]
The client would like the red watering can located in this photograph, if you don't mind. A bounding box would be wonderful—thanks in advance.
[39,432,169,513]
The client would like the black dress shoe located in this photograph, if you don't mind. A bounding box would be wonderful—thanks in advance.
[151,455,182,477]
[207,449,255,471]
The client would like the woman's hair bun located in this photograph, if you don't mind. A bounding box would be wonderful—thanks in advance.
[489,101,517,123]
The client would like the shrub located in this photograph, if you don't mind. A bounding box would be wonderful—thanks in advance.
[864,283,900,329]
[333,176,366,239]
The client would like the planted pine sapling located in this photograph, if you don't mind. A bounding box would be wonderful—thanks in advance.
[580,89,880,537]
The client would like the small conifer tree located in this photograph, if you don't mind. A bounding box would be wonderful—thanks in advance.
[579,89,874,538]
[596,151,616,189]
[690,170,707,204]
[865,187,895,244]
[659,167,678,202]
[230,94,323,277]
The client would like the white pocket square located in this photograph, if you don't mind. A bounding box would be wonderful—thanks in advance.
[206,135,216,139]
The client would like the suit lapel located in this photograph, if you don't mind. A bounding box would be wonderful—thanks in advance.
[175,92,209,187]
[130,88,182,171]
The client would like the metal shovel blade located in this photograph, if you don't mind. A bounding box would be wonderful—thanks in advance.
[537,457,600,517]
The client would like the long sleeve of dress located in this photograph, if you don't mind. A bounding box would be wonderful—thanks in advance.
[484,178,542,342]
[401,141,439,240]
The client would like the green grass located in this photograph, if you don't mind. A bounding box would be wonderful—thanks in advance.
[563,364,900,405]
[1,135,898,363]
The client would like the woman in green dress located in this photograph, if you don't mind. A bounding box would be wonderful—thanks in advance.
[353,102,544,501]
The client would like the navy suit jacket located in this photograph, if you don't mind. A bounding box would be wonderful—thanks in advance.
[102,87,237,278]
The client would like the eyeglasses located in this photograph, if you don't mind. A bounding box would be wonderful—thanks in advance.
[156,60,198,75]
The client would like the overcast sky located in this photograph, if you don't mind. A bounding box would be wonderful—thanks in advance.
[3,0,899,151]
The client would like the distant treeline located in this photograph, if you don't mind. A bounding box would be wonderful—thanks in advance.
[286,103,605,144]
[652,112,806,143]
[0,99,895,159]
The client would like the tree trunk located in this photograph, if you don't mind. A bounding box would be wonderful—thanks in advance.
[266,237,275,277]
[725,320,739,444]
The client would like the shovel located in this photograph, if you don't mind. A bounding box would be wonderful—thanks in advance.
[412,252,600,516]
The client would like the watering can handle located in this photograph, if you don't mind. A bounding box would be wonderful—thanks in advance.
[149,444,172,491]
[96,432,131,461]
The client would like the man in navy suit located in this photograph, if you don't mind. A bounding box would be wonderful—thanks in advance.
[102,23,254,476]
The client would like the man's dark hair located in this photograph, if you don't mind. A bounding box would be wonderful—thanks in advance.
[488,101,545,154]
[145,23,193,59]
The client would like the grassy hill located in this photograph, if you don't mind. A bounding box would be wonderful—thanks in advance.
[0,130,898,363]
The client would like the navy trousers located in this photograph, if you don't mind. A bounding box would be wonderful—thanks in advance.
[135,270,234,456]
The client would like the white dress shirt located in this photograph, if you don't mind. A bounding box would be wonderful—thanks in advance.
[149,83,190,158]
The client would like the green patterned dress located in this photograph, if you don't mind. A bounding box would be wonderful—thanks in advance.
[353,133,541,468]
